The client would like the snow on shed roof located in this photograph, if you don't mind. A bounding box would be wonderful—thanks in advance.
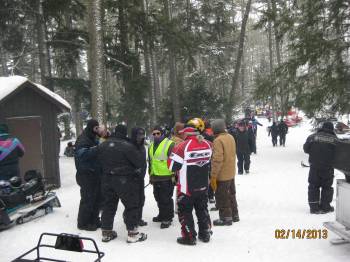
[0,75,71,110]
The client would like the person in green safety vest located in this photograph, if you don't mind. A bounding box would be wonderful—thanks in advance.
[148,126,175,229]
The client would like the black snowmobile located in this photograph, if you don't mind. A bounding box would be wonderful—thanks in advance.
[0,170,61,230]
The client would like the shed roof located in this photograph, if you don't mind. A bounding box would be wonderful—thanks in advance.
[0,75,71,111]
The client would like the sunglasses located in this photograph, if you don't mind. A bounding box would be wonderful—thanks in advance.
[152,132,161,136]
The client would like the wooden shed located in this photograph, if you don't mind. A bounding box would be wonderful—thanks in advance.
[0,76,71,187]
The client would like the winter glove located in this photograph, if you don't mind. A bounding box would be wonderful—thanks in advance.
[210,177,217,192]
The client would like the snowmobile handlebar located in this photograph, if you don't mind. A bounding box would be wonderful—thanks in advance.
[13,232,105,262]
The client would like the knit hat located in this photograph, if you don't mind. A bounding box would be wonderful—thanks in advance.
[322,121,334,131]
[86,119,99,132]
[211,119,226,134]
[152,125,163,134]
[114,124,128,138]
[0,123,9,134]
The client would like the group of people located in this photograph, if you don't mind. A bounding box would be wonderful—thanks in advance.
[0,114,339,245]
[74,117,240,245]
[268,120,289,147]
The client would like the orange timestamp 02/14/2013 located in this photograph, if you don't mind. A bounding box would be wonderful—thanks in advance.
[275,229,328,239]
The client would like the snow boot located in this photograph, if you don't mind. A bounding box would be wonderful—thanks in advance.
[78,224,97,231]
[232,214,240,222]
[198,229,212,243]
[160,220,172,229]
[127,230,147,243]
[310,208,322,214]
[213,219,232,226]
[152,216,161,222]
[102,230,118,242]
[177,237,196,246]
[320,206,334,214]
[138,219,148,226]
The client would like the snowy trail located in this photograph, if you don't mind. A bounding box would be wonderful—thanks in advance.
[1,118,350,262]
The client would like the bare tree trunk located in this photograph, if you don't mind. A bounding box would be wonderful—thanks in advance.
[88,0,105,124]
[142,0,157,126]
[267,0,276,121]
[0,45,7,76]
[226,0,252,121]
[163,0,181,122]
[35,0,52,90]
[271,0,284,118]
[150,51,161,104]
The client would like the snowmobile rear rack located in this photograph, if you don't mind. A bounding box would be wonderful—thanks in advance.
[12,232,105,262]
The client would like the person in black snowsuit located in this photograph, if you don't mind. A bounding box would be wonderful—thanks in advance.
[130,127,148,227]
[303,122,337,214]
[74,119,103,231]
[0,124,25,181]
[278,120,288,146]
[74,119,101,231]
[233,122,254,174]
[268,122,279,147]
[98,125,147,243]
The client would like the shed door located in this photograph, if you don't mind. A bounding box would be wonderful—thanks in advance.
[6,117,44,178]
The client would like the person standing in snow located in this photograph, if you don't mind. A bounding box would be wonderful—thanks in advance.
[168,126,212,245]
[233,122,254,174]
[210,119,239,226]
[130,127,148,227]
[74,119,103,231]
[149,126,175,229]
[303,121,337,214]
[98,124,147,243]
[278,120,288,146]
[268,122,279,147]
[0,124,25,181]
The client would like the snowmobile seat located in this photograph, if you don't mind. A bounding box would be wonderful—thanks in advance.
[24,170,42,182]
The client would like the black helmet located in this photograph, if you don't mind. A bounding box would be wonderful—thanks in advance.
[9,176,22,187]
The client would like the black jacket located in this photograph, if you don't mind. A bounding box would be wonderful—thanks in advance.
[268,123,279,137]
[233,130,254,154]
[130,127,147,177]
[97,134,143,176]
[303,128,337,168]
[278,122,288,136]
[74,129,99,173]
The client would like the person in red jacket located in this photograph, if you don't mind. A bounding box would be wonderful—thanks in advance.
[168,126,213,245]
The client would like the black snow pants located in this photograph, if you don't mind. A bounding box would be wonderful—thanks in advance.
[76,170,101,228]
[177,191,211,239]
[216,179,239,220]
[237,152,251,173]
[137,177,145,222]
[308,165,334,210]
[101,174,140,231]
[153,180,174,221]
[279,134,286,146]
[272,135,278,146]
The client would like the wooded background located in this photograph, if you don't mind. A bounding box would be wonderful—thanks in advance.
[0,0,349,137]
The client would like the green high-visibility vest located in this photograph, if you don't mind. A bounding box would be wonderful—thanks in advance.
[149,138,173,176]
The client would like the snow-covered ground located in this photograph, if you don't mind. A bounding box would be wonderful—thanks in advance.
[1,118,350,261]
